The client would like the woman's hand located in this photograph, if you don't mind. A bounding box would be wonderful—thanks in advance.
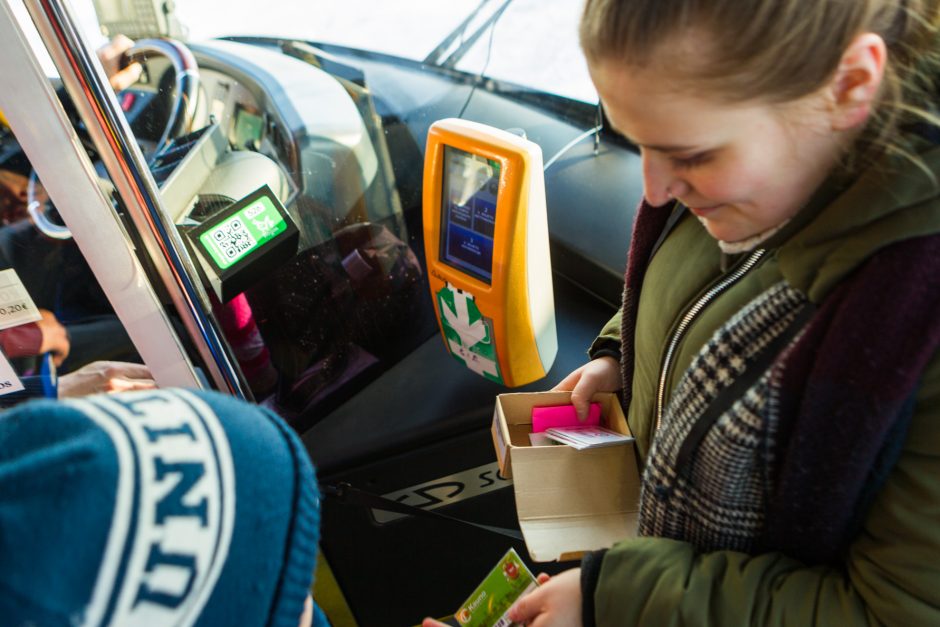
[421,574,555,627]
[508,568,582,626]
[552,356,621,420]
[36,309,69,366]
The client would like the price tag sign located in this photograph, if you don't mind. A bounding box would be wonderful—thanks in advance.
[0,269,41,331]
[0,350,24,395]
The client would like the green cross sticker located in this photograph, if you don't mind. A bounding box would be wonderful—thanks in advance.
[437,285,503,384]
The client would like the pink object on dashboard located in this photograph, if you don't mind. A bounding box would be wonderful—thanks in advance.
[531,402,602,433]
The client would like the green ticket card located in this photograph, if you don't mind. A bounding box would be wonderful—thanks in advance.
[453,549,536,627]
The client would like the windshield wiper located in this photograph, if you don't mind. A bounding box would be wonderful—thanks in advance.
[424,0,514,68]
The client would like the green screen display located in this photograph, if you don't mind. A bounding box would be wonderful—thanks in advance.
[198,195,287,270]
[233,107,264,148]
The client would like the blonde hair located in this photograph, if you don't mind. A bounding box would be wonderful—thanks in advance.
[580,0,940,171]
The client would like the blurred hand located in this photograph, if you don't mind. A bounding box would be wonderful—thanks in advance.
[0,165,50,225]
[508,568,582,627]
[552,356,621,420]
[0,169,29,206]
[36,309,69,366]
[58,361,156,398]
[96,34,143,92]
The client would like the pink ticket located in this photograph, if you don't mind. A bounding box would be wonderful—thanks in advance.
[531,402,601,433]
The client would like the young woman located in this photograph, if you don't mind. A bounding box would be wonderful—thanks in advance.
[428,0,940,625]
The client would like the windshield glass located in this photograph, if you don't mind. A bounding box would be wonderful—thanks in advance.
[174,0,597,103]
[449,0,595,103]
[178,0,482,61]
[26,1,597,103]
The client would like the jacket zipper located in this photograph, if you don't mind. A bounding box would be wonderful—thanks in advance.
[654,248,767,435]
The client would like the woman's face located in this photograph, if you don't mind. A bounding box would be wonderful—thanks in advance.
[589,57,846,243]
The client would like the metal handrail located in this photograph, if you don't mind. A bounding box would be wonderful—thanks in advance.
[22,0,249,398]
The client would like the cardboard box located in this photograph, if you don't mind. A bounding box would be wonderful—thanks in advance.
[491,391,639,562]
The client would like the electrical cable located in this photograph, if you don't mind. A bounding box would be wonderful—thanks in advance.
[457,1,510,119]
[543,124,603,172]
[543,102,604,172]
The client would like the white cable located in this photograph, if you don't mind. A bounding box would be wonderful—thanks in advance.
[543,124,602,172]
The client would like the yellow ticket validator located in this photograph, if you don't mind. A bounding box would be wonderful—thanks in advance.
[423,118,557,387]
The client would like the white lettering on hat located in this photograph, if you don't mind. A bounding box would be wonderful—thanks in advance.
[72,390,235,627]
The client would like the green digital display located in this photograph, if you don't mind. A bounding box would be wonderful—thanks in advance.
[233,106,264,148]
[198,195,287,270]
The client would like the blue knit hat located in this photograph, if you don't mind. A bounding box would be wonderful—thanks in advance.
[0,388,320,627]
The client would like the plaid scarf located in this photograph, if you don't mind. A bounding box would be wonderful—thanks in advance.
[621,200,940,564]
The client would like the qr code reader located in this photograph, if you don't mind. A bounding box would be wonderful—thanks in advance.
[213,218,256,260]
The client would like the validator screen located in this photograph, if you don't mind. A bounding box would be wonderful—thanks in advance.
[440,145,500,284]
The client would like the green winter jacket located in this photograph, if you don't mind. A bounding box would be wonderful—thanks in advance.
[586,144,940,625]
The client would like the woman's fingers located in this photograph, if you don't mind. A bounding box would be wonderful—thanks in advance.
[551,365,583,392]
[550,357,622,419]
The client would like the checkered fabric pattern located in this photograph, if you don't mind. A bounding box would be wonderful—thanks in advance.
[639,281,809,553]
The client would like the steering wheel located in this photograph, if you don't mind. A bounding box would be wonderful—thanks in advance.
[125,38,201,156]
[28,38,200,240]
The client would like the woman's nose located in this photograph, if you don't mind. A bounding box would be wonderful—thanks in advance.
[642,153,685,206]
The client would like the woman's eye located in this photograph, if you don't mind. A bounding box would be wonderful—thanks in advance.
[672,153,713,169]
